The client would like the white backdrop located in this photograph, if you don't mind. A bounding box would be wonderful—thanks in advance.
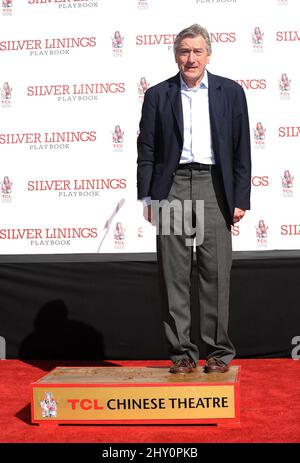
[0,0,299,255]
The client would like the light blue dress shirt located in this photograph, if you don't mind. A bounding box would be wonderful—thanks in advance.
[180,70,215,165]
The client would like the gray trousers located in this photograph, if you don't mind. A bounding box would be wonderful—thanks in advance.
[156,167,235,365]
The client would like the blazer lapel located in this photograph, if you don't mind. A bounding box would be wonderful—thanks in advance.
[208,71,224,119]
[167,73,183,145]
[207,71,225,157]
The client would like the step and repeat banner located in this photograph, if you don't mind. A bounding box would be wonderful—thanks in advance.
[0,0,299,255]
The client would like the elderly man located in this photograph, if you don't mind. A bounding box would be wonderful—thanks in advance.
[137,24,251,374]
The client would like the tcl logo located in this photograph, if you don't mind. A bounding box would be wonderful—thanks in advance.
[67,399,103,410]
[251,176,269,187]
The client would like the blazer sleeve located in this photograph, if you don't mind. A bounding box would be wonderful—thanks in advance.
[232,85,252,210]
[136,88,157,200]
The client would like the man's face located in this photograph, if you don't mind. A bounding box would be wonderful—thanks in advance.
[175,35,210,87]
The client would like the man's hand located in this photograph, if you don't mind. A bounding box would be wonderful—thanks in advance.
[233,207,246,223]
[143,204,152,223]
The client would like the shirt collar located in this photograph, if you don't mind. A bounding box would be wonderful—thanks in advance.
[180,69,208,91]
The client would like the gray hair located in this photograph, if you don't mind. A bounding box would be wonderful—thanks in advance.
[173,24,212,56]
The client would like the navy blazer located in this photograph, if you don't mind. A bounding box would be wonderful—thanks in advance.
[137,71,251,224]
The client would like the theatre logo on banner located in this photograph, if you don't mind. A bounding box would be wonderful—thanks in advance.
[2,0,12,16]
[1,81,12,107]
[1,176,12,202]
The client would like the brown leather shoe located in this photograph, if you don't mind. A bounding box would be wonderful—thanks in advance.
[204,357,229,374]
[169,358,197,374]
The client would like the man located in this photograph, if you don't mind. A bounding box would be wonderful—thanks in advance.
[137,24,251,374]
